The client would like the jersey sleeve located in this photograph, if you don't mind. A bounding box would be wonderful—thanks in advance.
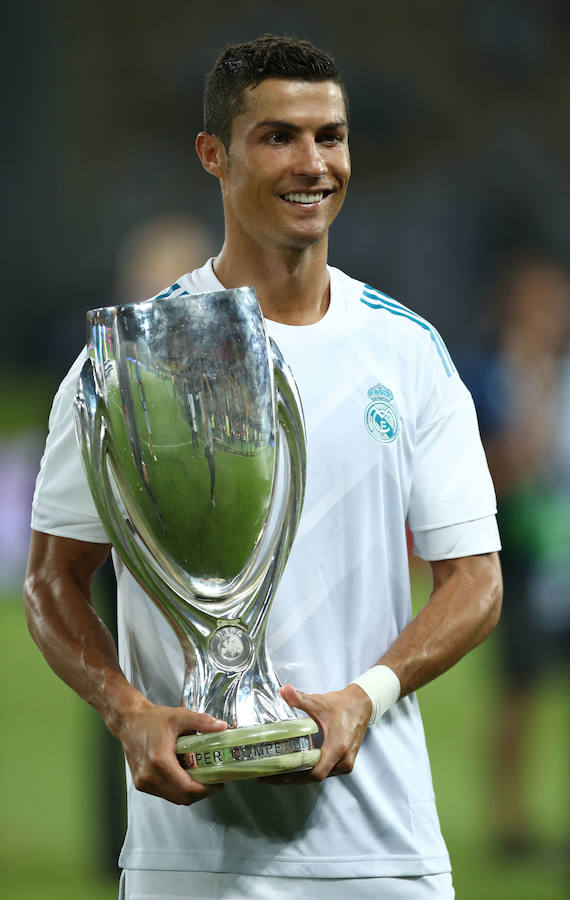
[407,334,500,561]
[31,350,110,543]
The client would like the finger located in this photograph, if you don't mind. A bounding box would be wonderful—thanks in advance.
[328,756,355,776]
[174,770,226,805]
[309,739,344,780]
[310,738,357,781]
[149,773,224,806]
[137,751,225,805]
[173,708,228,734]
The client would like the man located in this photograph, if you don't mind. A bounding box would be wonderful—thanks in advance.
[25,36,502,899]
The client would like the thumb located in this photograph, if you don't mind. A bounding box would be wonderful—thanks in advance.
[280,683,315,716]
[280,684,328,735]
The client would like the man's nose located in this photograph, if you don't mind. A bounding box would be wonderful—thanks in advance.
[294,139,327,177]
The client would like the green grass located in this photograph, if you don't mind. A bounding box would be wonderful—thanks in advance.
[0,598,120,900]
[2,568,568,899]
[412,562,569,899]
[0,372,60,435]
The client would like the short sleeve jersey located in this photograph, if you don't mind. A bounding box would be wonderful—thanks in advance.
[32,260,500,878]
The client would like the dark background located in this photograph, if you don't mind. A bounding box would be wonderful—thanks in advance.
[5,0,570,373]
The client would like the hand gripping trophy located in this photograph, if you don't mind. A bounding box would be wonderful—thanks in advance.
[74,287,321,783]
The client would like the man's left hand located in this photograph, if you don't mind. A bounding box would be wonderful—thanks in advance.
[259,682,371,784]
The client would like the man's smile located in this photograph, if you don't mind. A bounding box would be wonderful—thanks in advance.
[280,190,332,205]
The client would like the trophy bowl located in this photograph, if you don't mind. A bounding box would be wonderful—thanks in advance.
[74,286,321,783]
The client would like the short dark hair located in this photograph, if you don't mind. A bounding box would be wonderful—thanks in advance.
[203,34,348,150]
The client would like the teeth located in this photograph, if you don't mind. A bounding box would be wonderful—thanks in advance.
[283,192,324,203]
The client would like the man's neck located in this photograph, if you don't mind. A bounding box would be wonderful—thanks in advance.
[212,241,330,325]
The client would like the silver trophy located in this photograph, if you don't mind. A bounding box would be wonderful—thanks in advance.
[74,287,320,783]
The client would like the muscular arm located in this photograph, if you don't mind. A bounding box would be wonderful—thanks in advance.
[270,551,502,783]
[24,530,227,805]
[380,551,502,697]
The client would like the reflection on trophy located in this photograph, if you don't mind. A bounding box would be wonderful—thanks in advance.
[74,287,321,783]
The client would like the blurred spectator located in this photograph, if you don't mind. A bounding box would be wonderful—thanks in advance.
[0,435,39,591]
[463,251,570,855]
[114,212,218,303]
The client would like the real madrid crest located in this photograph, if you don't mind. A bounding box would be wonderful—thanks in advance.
[364,383,400,443]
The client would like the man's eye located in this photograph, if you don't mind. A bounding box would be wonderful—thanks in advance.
[267,132,289,144]
[319,133,344,144]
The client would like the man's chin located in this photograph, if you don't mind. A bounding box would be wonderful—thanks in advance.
[277,225,328,252]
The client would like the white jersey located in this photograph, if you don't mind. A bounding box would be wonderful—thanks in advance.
[32,260,500,879]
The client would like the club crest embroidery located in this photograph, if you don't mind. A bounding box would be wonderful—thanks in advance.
[364,383,400,443]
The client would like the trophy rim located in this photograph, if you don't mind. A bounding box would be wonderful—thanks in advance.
[86,285,259,320]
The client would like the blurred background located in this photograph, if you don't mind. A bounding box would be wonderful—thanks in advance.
[1,1,569,897]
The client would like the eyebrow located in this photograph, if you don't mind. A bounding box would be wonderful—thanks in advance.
[253,119,348,132]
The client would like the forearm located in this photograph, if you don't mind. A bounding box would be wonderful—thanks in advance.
[379,552,502,697]
[24,535,144,737]
[25,530,227,804]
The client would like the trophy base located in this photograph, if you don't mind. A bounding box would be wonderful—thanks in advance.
[176,717,321,784]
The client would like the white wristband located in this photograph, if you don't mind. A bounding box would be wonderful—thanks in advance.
[350,665,401,726]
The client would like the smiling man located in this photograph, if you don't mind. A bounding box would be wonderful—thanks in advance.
[196,72,351,324]
[25,36,502,900]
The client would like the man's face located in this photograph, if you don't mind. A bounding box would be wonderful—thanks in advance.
[219,78,351,252]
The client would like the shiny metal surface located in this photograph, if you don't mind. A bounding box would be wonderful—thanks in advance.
[74,287,307,729]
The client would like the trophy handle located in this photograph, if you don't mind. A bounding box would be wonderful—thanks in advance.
[271,337,306,545]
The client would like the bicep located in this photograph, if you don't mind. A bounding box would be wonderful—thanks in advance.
[25,529,112,600]
[429,551,503,630]
[429,551,501,588]
[23,532,123,699]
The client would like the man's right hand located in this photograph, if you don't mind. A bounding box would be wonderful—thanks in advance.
[116,698,228,805]
[24,531,228,808]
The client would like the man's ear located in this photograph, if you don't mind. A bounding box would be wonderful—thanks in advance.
[195,132,228,178]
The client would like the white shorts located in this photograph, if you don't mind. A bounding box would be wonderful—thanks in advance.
[119,869,455,899]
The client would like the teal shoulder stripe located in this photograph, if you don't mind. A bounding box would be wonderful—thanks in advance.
[154,282,182,300]
[362,286,454,372]
[361,285,455,377]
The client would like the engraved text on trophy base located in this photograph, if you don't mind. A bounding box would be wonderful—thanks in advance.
[180,735,311,770]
